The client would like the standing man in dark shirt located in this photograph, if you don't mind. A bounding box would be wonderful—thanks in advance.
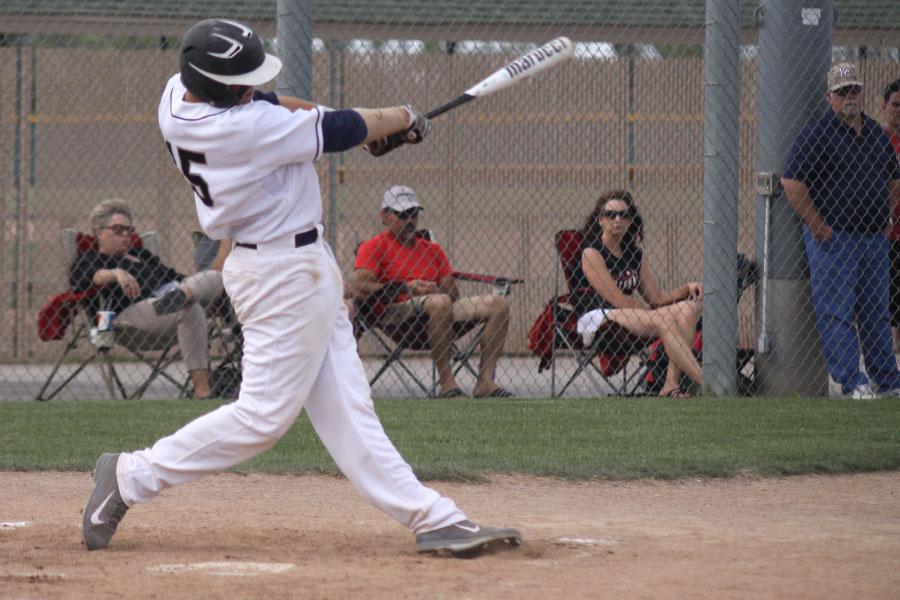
[781,63,900,399]
[70,199,224,398]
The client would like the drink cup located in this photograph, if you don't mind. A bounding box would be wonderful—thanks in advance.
[97,310,116,332]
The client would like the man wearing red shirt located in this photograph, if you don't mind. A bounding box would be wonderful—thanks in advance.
[883,79,900,352]
[353,186,513,398]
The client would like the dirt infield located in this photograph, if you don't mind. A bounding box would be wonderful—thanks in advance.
[1,471,898,599]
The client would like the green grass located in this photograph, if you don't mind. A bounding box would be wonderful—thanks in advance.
[1,397,898,481]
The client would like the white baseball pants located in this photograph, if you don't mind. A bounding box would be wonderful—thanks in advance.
[117,231,466,534]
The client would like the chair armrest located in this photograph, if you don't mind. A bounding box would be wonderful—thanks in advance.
[452,271,524,297]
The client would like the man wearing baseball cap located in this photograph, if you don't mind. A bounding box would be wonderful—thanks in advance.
[782,62,900,399]
[353,186,514,398]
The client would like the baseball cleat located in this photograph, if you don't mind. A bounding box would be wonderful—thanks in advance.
[415,520,522,556]
[82,452,129,550]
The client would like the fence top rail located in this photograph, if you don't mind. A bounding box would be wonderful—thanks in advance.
[1,1,897,38]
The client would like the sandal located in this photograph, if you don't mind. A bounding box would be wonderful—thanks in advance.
[436,387,467,398]
[659,387,691,398]
[474,386,515,398]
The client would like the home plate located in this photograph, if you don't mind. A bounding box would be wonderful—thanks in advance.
[556,537,616,546]
[0,521,32,529]
[147,562,294,577]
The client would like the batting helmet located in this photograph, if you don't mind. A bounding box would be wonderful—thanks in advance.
[179,19,282,108]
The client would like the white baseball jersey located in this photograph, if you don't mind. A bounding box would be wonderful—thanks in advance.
[115,72,469,539]
[157,74,324,243]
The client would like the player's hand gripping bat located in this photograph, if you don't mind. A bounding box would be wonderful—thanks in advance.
[366,36,574,157]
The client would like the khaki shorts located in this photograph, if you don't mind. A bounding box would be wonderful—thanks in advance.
[380,295,491,326]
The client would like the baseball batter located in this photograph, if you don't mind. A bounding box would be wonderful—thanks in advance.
[81,18,521,557]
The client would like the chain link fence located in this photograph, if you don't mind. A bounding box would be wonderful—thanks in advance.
[0,1,897,400]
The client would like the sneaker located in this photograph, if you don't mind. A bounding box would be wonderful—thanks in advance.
[844,384,878,400]
[415,520,522,556]
[153,288,187,316]
[82,453,129,550]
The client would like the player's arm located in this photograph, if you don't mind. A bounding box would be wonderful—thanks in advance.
[353,107,420,142]
[274,95,318,112]
[319,106,430,154]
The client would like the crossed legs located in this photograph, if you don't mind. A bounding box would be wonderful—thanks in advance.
[607,300,702,394]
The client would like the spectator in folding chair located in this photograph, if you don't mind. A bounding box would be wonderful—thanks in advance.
[70,199,225,398]
[572,190,703,397]
[352,186,513,398]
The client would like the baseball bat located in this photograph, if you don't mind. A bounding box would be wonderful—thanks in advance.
[367,37,573,157]
[425,36,574,119]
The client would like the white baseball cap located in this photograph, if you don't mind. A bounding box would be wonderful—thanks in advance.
[382,186,423,212]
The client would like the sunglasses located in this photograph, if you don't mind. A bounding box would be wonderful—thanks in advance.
[600,209,632,220]
[834,85,862,97]
[104,224,135,235]
[392,208,420,220]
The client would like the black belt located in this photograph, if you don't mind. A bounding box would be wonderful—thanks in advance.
[236,229,318,250]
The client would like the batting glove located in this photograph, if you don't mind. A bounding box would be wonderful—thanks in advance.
[402,104,431,144]
[365,132,407,157]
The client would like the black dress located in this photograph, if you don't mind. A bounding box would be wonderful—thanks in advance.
[567,236,642,316]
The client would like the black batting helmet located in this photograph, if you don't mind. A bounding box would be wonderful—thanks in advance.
[179,19,282,108]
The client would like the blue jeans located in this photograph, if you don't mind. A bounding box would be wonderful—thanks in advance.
[803,227,900,393]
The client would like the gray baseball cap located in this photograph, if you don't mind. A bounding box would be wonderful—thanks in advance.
[382,186,423,212]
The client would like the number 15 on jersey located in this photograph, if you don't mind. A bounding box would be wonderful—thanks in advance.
[165,141,214,206]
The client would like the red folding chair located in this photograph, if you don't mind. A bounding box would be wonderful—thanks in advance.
[353,230,523,397]
[529,229,652,397]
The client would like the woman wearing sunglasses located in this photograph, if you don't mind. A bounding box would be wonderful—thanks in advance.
[571,190,703,397]
[69,198,224,398]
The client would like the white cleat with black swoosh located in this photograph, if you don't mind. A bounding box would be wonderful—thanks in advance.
[415,520,522,556]
[82,453,129,550]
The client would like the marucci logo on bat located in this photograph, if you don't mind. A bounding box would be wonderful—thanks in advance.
[504,39,571,78]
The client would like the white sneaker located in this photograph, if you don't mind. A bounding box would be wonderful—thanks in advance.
[845,384,878,400]
[878,387,900,398]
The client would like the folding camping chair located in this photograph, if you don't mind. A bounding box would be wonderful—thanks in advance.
[354,230,523,397]
[528,229,653,397]
[640,253,759,396]
[35,229,189,400]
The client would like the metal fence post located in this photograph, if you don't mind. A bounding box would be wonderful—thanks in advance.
[755,0,831,395]
[702,0,741,396]
[276,0,314,100]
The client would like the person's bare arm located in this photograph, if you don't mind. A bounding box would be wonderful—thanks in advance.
[638,261,700,308]
[274,95,319,112]
[890,179,900,229]
[781,177,832,241]
[354,106,417,143]
[582,248,645,309]
[92,268,140,298]
[351,268,389,302]
[437,275,459,302]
